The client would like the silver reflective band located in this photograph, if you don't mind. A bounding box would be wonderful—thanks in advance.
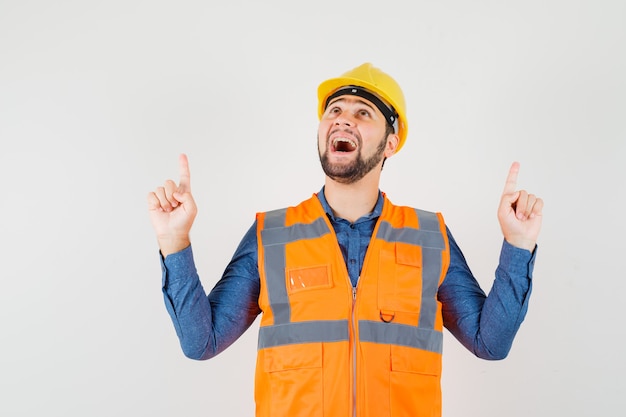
[414,209,444,330]
[375,222,444,249]
[419,247,441,329]
[358,320,443,353]
[258,320,350,349]
[414,209,441,232]
[263,208,288,229]
[261,217,331,246]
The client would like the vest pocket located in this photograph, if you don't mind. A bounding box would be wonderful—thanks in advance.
[263,343,324,416]
[263,342,323,372]
[378,242,422,314]
[389,345,442,417]
[390,345,441,376]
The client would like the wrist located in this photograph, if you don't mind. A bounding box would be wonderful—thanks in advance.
[157,235,191,257]
[505,237,536,252]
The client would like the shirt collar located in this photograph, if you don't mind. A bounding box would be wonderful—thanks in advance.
[317,186,384,223]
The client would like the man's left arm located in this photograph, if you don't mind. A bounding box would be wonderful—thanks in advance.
[438,162,543,359]
[438,231,536,359]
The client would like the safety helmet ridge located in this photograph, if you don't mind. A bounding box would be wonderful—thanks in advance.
[317,63,408,153]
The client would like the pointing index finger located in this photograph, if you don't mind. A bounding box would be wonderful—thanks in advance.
[178,153,191,192]
[503,161,520,195]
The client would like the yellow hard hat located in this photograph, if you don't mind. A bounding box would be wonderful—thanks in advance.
[317,63,408,153]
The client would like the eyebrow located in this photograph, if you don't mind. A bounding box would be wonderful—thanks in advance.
[326,97,377,113]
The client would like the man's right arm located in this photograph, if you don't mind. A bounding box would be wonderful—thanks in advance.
[148,154,261,359]
[161,222,262,360]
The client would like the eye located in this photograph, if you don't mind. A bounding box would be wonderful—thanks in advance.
[357,108,371,118]
[324,106,342,117]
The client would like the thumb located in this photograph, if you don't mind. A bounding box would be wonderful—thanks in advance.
[172,190,198,221]
[504,190,520,205]
[173,189,194,206]
[499,190,520,217]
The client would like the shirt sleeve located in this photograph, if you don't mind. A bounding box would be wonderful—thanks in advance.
[161,221,262,360]
[438,226,536,360]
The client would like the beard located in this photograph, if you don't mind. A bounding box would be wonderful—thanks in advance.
[318,133,387,184]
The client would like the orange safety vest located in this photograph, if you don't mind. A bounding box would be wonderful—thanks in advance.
[255,194,450,417]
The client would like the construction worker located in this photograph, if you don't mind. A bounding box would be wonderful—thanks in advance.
[147,63,543,417]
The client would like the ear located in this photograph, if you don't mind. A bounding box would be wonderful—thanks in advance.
[384,133,400,158]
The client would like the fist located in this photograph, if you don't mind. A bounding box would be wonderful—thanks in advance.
[497,162,544,251]
[147,153,197,256]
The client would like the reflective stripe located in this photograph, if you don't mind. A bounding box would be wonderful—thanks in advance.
[414,210,444,330]
[261,209,332,325]
[264,244,290,324]
[262,217,331,246]
[415,209,441,233]
[358,320,443,353]
[375,222,444,249]
[258,320,350,349]
[262,209,291,324]
[264,208,288,229]
[419,247,441,329]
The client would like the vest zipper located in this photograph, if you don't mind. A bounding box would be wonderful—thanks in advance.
[351,284,358,417]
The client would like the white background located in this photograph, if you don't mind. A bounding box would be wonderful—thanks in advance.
[1,0,625,416]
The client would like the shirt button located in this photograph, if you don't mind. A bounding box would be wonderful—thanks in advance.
[349,259,356,264]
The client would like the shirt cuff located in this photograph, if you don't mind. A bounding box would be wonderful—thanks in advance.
[499,240,537,279]
[160,244,196,289]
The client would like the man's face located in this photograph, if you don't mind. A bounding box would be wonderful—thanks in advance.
[318,95,392,184]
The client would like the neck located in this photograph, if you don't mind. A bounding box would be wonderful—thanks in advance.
[323,171,381,223]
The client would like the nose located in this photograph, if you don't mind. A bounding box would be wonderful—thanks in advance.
[334,112,355,127]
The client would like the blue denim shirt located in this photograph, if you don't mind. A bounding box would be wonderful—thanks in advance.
[161,189,536,361]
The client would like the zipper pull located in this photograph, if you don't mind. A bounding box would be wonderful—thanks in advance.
[352,286,357,301]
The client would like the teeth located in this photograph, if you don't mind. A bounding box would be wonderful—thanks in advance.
[333,138,356,148]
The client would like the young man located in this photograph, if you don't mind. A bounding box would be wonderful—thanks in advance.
[147,63,543,417]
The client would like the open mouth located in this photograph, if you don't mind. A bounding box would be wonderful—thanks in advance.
[332,137,357,153]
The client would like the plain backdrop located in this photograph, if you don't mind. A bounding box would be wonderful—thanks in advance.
[1,0,625,416]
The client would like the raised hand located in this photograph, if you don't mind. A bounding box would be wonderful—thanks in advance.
[497,162,543,252]
[147,154,198,256]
